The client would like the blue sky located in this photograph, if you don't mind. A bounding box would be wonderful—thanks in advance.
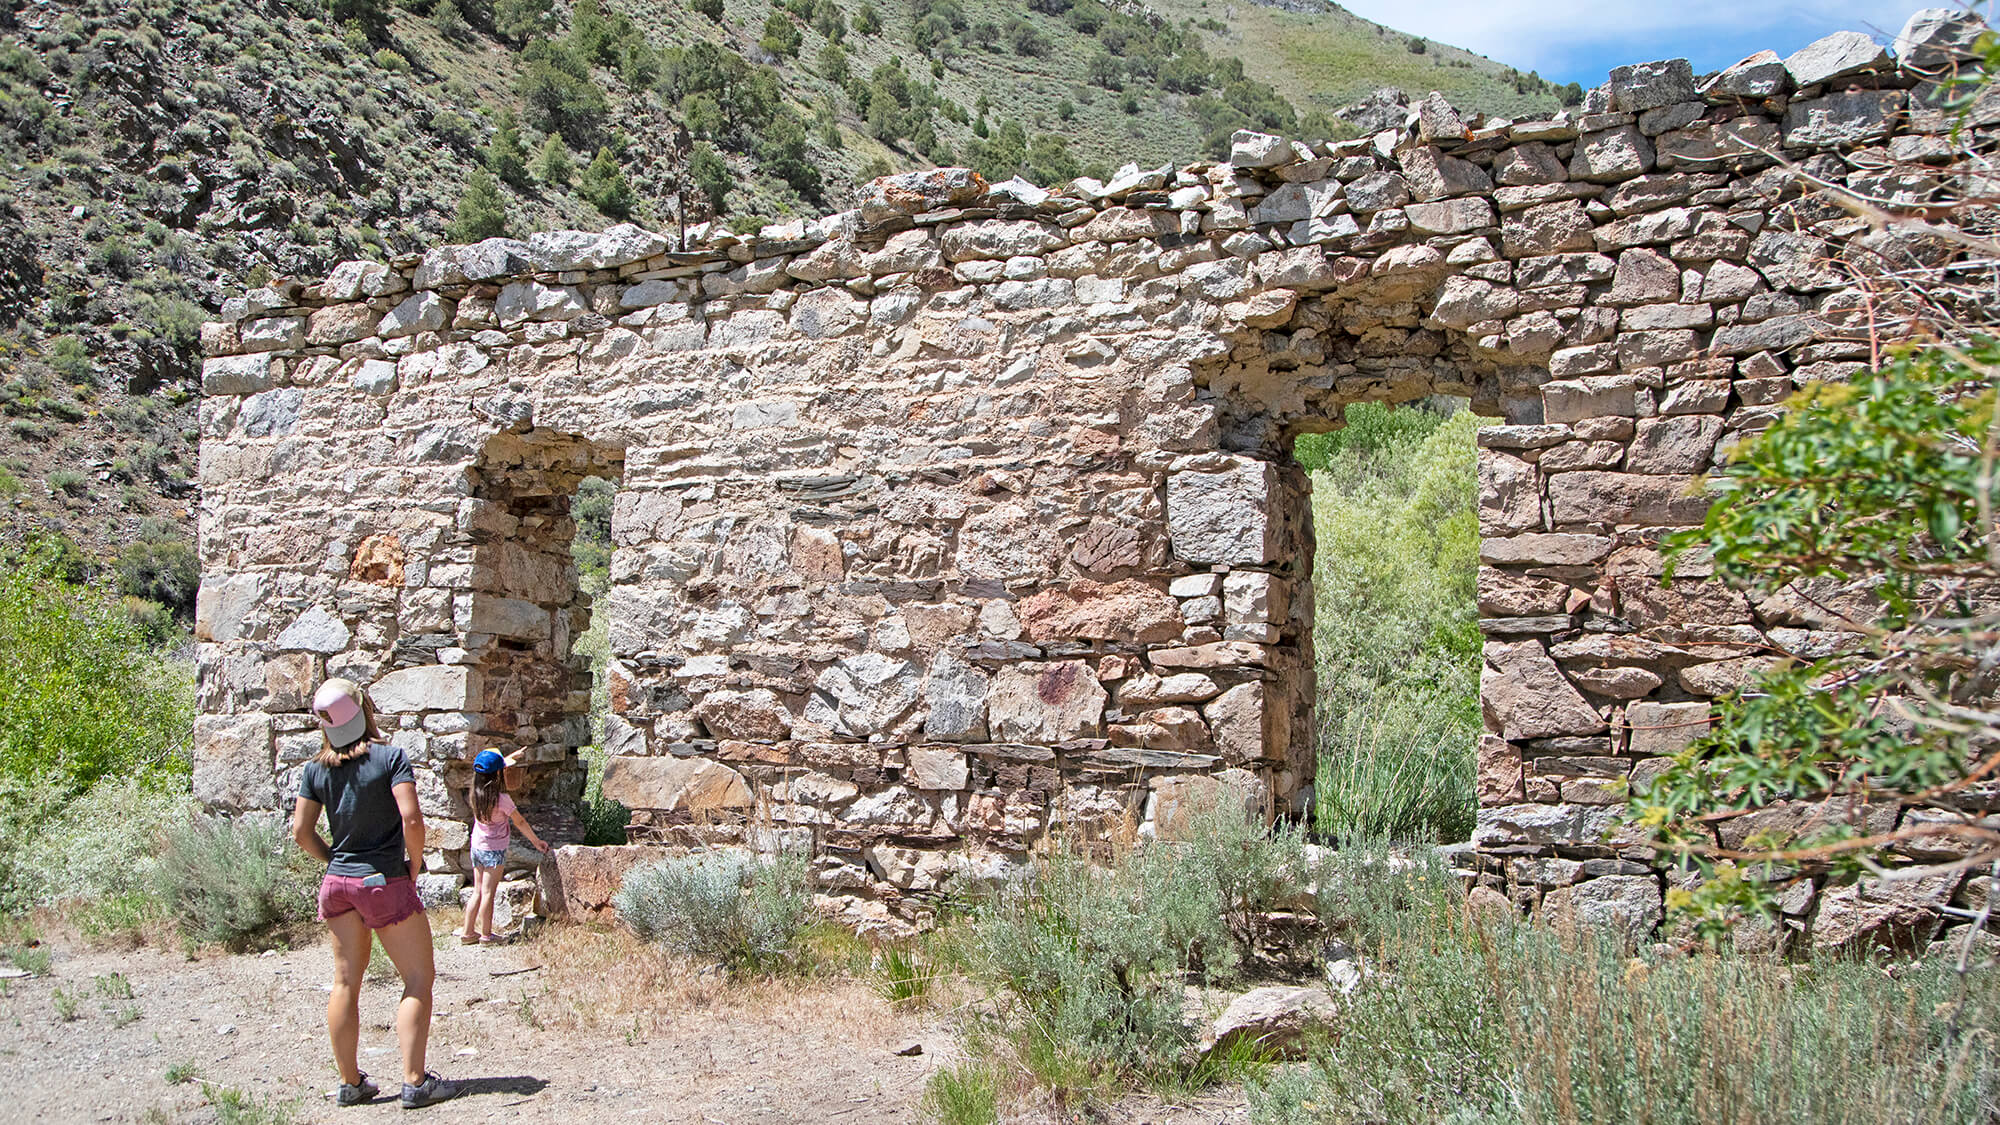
[1331,0,1960,87]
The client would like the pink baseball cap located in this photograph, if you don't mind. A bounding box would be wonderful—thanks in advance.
[312,678,368,749]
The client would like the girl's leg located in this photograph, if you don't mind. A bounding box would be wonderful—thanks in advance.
[477,865,502,937]
[325,911,372,1087]
[373,910,437,1088]
[459,874,481,941]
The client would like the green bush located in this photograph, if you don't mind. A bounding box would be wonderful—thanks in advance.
[922,1060,1000,1125]
[578,147,635,220]
[1303,404,1479,844]
[115,521,199,620]
[447,169,509,242]
[0,542,190,801]
[614,850,811,970]
[535,134,574,188]
[45,334,90,382]
[153,813,317,946]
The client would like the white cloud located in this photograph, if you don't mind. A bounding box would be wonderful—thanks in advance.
[1331,0,1937,78]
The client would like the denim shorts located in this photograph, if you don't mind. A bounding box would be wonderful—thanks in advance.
[471,848,507,869]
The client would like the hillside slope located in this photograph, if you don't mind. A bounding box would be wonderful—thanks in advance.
[0,0,1557,629]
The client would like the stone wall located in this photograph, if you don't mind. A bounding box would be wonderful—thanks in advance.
[197,14,1998,939]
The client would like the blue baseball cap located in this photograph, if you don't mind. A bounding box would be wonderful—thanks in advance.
[473,749,506,774]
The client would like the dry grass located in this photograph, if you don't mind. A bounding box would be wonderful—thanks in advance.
[515,921,904,1042]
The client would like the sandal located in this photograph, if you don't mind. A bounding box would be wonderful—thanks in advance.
[457,933,479,945]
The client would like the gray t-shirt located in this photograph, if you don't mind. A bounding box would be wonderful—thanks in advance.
[299,742,417,880]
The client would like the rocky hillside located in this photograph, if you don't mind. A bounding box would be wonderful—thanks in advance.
[0,0,1558,626]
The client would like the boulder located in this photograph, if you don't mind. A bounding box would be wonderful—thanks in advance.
[1781,90,1905,147]
[192,714,276,811]
[1229,130,1292,169]
[274,605,351,654]
[1704,50,1791,98]
[922,651,990,741]
[861,168,986,220]
[1895,8,1989,72]
[526,224,670,270]
[1607,58,1698,111]
[1166,460,1279,565]
[1784,30,1891,87]
[1198,986,1339,1060]
[694,689,794,742]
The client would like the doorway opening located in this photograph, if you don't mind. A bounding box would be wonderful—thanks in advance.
[465,429,625,831]
[1290,398,1481,844]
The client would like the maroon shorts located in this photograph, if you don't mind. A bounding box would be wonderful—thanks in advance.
[317,873,424,929]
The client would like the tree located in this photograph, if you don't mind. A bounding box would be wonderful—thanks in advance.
[853,1,881,34]
[757,113,823,203]
[486,111,533,189]
[1630,343,1999,931]
[1087,49,1121,89]
[690,0,723,18]
[330,0,388,35]
[759,10,802,57]
[578,147,635,219]
[535,134,574,187]
[689,142,731,213]
[812,0,846,40]
[818,41,848,83]
[447,169,509,241]
[494,0,555,41]
[432,0,475,42]
[517,37,609,147]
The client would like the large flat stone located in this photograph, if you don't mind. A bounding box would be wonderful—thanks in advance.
[599,757,754,813]
[1166,460,1279,565]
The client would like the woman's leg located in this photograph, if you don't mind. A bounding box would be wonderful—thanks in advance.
[325,910,372,1087]
[373,909,437,1087]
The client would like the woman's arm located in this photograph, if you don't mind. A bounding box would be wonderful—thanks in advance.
[392,781,425,882]
[291,798,331,864]
[506,805,549,853]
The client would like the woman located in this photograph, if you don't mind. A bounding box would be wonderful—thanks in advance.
[292,677,459,1109]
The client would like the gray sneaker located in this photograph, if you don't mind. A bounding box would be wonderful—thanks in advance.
[400,1072,460,1109]
[335,1074,378,1106]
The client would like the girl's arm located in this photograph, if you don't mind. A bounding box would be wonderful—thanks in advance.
[507,805,549,853]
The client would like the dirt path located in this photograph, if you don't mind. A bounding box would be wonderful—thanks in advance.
[0,920,1251,1124]
[0,923,942,1124]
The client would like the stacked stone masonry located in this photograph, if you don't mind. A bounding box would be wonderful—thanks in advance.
[199,10,2000,944]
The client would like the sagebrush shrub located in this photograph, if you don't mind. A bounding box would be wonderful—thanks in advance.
[0,776,190,914]
[1251,849,2000,1125]
[962,801,1320,1087]
[153,813,317,945]
[614,850,810,969]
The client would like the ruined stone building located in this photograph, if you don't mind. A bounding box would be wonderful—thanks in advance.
[194,14,1995,940]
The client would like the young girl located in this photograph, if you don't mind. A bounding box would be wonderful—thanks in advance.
[460,749,549,945]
